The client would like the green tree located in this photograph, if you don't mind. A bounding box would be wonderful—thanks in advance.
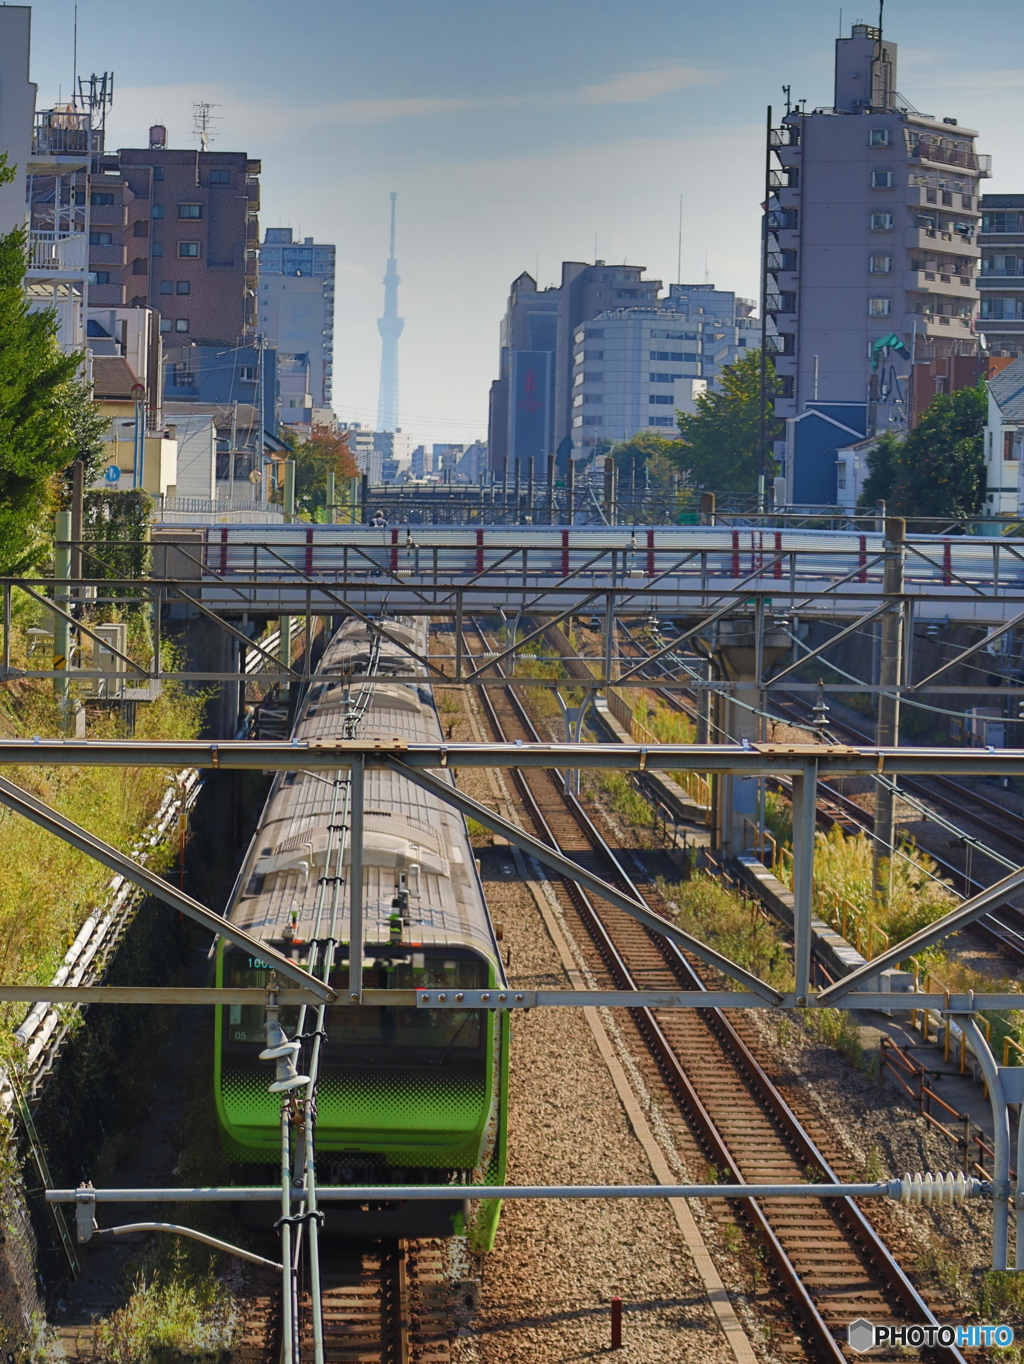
[672,349,783,491]
[610,430,680,486]
[856,430,901,510]
[0,152,82,571]
[888,385,986,520]
[278,426,358,519]
[60,378,111,490]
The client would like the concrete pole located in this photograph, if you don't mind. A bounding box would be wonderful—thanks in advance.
[603,457,615,525]
[700,491,715,526]
[282,461,296,525]
[791,766,817,1003]
[70,459,84,586]
[325,471,336,526]
[566,458,575,526]
[280,461,297,695]
[873,517,905,903]
[53,511,72,721]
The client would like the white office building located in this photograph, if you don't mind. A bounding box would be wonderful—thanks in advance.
[570,285,757,461]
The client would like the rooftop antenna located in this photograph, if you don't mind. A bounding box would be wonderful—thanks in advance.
[192,101,220,152]
[783,84,792,115]
[72,5,78,100]
[704,253,710,286]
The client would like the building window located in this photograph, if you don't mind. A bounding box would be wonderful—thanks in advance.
[176,280,190,294]
[159,317,172,333]
[90,192,115,206]
[587,329,604,338]
[178,242,200,257]
[133,220,149,237]
[870,212,895,230]
[178,204,202,219]
[151,242,163,257]
[175,318,189,332]
[837,463,848,491]
[584,372,603,382]
[868,298,892,315]
[152,205,164,219]
[239,366,258,382]
[209,169,230,184]
[777,375,795,398]
[89,231,112,245]
[574,373,584,386]
[870,255,893,273]
[584,394,602,404]
[573,393,584,407]
[160,280,173,294]
[582,416,602,426]
[649,417,674,427]
[572,415,583,427]
[131,257,147,275]
[869,128,892,146]
[871,169,896,188]
[649,394,674,405]
[1005,433,1017,461]
[152,166,164,181]
[88,271,110,285]
[649,373,678,383]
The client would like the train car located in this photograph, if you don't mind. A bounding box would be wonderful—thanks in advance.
[214,617,508,1246]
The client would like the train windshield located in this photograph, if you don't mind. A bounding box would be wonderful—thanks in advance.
[222,949,489,1066]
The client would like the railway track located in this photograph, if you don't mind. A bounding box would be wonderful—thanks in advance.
[234,1238,451,1364]
[613,622,1024,968]
[464,620,963,1363]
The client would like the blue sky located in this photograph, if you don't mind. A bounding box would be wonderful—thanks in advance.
[22,0,1024,443]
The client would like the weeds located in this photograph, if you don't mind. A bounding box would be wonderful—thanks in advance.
[657,874,793,991]
[91,1265,234,1364]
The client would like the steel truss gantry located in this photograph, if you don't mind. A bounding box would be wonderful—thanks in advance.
[4,737,1024,1275]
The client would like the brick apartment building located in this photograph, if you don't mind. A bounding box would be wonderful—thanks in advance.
[36,125,260,345]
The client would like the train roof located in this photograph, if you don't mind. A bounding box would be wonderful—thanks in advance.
[226,618,499,966]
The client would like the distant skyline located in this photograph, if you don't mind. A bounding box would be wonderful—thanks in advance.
[21,0,1024,443]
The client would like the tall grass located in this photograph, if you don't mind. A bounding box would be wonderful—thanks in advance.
[0,620,206,1062]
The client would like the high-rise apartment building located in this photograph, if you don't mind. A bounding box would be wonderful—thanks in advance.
[769,23,989,503]
[979,196,1024,358]
[62,128,261,344]
[259,228,336,408]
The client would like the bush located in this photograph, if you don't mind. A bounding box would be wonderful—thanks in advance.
[92,1269,234,1364]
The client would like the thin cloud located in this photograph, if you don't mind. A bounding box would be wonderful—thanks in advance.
[109,61,721,144]
[575,64,718,105]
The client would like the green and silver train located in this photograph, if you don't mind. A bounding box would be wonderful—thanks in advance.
[214,617,508,1246]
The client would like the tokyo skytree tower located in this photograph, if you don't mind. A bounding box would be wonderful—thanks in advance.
[376,192,404,431]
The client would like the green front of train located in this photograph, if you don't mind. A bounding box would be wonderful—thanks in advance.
[214,943,508,1249]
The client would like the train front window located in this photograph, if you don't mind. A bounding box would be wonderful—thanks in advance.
[325,954,485,1063]
[222,950,488,1064]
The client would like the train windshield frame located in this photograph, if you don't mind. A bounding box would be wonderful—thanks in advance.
[221,947,490,1068]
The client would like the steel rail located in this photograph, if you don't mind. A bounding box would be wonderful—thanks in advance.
[468,621,966,1363]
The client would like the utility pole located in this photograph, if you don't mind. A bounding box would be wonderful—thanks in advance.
[758,105,773,515]
[229,400,238,504]
[873,517,905,902]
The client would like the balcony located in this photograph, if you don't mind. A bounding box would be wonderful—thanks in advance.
[905,269,977,295]
[903,308,975,339]
[89,204,128,227]
[908,138,978,172]
[89,244,127,266]
[905,226,978,258]
[980,269,1024,281]
[26,230,88,276]
[88,282,127,306]
[30,110,102,168]
[978,154,993,178]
